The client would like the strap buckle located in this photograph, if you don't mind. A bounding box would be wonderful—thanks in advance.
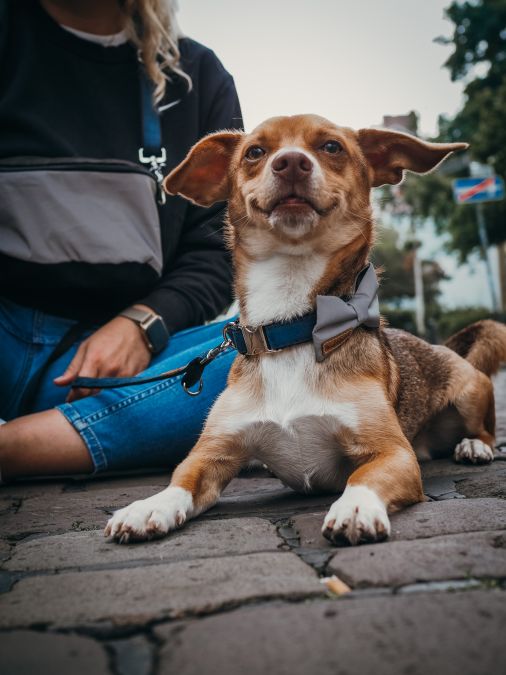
[240,324,280,356]
[222,319,281,356]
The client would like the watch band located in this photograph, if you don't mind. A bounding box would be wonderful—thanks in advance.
[119,307,169,354]
[120,307,154,326]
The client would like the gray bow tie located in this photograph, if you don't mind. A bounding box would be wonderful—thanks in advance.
[312,263,380,361]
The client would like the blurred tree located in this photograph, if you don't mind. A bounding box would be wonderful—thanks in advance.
[372,227,413,305]
[372,226,447,318]
[387,0,506,262]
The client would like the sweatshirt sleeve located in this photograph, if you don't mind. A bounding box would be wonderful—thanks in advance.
[138,73,243,335]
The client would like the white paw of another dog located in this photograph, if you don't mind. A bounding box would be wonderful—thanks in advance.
[322,485,390,546]
[454,438,494,465]
[104,486,193,544]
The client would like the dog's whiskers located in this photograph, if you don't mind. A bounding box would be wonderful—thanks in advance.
[228,213,251,228]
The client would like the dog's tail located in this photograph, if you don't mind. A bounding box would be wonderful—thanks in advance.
[445,319,506,376]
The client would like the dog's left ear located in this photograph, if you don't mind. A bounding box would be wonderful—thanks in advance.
[357,128,468,187]
[163,131,243,206]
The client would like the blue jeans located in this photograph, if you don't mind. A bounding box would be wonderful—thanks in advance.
[0,298,235,473]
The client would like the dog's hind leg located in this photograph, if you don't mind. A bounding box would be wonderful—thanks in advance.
[105,431,248,543]
[451,367,495,465]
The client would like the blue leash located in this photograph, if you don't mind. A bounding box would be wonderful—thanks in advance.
[72,330,234,397]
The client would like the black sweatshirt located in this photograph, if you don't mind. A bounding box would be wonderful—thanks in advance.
[0,0,243,333]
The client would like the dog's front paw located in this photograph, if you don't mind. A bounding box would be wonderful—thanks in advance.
[104,486,193,544]
[454,438,494,465]
[322,485,390,546]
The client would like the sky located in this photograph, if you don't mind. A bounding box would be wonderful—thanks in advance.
[178,0,464,136]
[177,0,498,309]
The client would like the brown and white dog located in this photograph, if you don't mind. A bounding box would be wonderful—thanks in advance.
[106,115,506,546]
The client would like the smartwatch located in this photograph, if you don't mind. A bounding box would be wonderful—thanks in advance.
[119,307,169,355]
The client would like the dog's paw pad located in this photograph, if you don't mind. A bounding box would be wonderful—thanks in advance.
[322,485,390,546]
[454,438,494,465]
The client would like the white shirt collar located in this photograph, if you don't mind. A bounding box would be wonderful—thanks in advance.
[61,24,128,47]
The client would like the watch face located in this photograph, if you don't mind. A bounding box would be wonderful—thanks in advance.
[145,316,169,354]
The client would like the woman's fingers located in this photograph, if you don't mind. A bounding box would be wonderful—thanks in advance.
[66,376,99,403]
[65,348,103,403]
[54,343,87,386]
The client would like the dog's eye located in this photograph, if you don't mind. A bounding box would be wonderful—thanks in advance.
[245,146,266,161]
[321,141,343,154]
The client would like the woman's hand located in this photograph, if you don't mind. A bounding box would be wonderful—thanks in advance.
[54,306,153,403]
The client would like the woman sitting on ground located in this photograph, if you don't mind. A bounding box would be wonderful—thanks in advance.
[0,0,242,480]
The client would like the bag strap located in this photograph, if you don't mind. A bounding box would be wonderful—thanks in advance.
[138,68,166,204]
[138,68,166,167]
[139,69,163,157]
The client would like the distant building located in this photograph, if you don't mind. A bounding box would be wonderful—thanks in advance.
[382,112,418,136]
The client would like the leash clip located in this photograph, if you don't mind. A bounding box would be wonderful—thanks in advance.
[139,147,167,205]
[182,378,203,397]
[180,332,234,397]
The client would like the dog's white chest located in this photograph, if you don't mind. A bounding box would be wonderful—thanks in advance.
[259,346,357,426]
[234,347,358,493]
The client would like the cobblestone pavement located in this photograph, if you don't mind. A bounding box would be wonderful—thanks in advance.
[1,370,505,675]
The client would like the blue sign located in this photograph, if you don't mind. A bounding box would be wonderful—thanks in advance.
[452,176,505,204]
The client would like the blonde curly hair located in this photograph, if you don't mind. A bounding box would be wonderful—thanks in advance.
[121,0,192,102]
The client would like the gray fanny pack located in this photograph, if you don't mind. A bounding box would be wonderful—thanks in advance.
[0,156,164,275]
[1,67,168,276]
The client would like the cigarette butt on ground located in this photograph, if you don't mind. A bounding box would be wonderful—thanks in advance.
[321,575,352,596]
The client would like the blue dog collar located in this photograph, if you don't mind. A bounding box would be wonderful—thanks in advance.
[225,263,380,361]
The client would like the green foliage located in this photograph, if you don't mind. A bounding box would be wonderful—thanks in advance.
[372,225,447,330]
[372,227,414,303]
[435,0,506,84]
[380,307,417,334]
[392,0,506,261]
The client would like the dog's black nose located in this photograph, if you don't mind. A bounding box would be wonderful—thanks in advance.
[271,151,313,181]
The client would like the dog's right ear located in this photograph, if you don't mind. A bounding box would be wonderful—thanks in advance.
[163,131,243,206]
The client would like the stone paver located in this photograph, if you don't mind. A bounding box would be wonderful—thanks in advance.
[293,497,506,549]
[327,530,506,587]
[422,460,506,501]
[0,630,110,675]
[420,457,501,478]
[0,486,168,538]
[0,539,11,562]
[155,591,506,675]
[208,477,336,518]
[455,464,506,499]
[494,369,506,446]
[3,517,283,572]
[0,552,323,628]
[422,474,465,499]
[107,635,153,675]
